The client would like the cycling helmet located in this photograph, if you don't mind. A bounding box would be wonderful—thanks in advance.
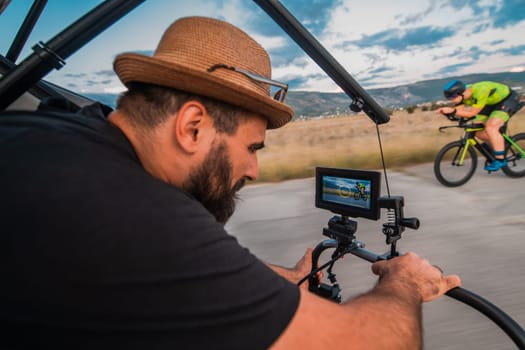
[443,80,466,99]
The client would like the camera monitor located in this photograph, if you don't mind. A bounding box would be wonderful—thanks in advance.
[315,167,381,220]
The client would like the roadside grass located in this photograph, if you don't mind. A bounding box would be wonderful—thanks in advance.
[256,109,525,183]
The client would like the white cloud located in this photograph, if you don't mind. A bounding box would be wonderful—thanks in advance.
[33,0,525,93]
[252,34,288,51]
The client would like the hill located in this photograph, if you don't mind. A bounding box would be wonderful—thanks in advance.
[369,71,525,108]
[288,71,525,118]
[85,71,525,118]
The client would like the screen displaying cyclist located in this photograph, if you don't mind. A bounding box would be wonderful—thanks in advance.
[437,80,520,171]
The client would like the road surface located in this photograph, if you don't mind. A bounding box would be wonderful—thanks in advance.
[226,162,525,350]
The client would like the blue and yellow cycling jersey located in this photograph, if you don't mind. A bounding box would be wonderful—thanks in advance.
[464,81,510,109]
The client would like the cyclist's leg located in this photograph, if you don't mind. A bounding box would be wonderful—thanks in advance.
[485,110,509,158]
[474,114,489,141]
[483,110,510,171]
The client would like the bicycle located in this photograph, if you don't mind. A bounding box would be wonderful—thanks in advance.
[433,103,525,187]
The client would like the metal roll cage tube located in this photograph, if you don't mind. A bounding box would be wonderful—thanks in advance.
[0,0,146,110]
[253,0,390,125]
[0,0,523,347]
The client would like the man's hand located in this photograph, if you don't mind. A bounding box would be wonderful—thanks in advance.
[292,248,314,281]
[267,247,320,288]
[371,252,461,302]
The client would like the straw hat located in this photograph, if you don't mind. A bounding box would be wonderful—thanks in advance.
[114,16,293,129]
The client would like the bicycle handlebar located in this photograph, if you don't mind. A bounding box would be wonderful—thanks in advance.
[438,118,485,133]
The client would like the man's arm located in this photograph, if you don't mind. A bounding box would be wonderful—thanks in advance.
[270,252,461,350]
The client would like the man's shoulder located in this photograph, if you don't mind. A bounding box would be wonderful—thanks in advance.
[0,108,108,137]
[0,105,135,159]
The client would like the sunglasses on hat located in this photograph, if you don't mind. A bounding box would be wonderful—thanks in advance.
[207,64,288,103]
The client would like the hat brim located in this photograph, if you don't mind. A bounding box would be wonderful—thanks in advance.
[114,53,293,129]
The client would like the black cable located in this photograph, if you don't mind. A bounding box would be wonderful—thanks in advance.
[375,123,391,197]
[447,287,525,349]
[297,251,345,286]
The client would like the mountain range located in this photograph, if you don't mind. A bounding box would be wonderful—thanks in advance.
[86,71,525,119]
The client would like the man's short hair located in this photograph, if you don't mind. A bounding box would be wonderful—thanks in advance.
[116,82,252,135]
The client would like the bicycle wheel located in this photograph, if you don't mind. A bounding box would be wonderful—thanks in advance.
[502,133,525,178]
[434,141,478,187]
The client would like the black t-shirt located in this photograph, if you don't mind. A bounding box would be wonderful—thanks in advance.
[0,107,299,349]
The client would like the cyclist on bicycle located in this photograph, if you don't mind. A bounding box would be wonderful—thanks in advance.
[437,79,521,171]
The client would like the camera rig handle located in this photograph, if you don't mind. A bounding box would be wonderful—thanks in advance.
[302,195,525,349]
[306,195,419,299]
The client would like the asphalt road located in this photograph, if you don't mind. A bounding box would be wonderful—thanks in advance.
[226,162,525,350]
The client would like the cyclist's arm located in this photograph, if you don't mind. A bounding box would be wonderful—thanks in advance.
[271,252,461,350]
[456,104,482,118]
[436,105,482,118]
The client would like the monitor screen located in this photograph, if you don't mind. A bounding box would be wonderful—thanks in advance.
[315,167,381,220]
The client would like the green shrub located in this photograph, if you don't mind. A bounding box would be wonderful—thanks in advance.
[406,105,416,114]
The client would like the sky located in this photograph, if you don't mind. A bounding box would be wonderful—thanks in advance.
[1,0,524,95]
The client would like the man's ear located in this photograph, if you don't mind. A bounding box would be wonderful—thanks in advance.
[173,101,213,154]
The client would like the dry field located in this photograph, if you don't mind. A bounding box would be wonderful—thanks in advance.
[257,108,525,182]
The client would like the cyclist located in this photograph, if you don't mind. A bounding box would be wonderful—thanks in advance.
[437,79,521,171]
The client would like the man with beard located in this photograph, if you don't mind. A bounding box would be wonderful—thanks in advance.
[0,17,460,349]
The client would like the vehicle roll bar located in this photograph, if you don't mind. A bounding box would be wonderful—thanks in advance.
[253,0,390,125]
[0,0,145,110]
[6,0,47,63]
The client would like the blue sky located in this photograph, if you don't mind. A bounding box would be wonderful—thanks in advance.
[1,0,524,94]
